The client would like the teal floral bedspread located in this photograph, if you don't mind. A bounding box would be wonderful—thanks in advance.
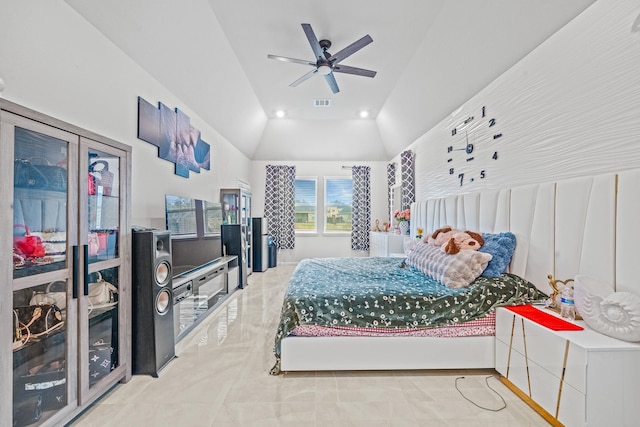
[271,257,547,373]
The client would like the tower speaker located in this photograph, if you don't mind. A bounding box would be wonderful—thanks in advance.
[132,229,176,377]
[221,224,247,288]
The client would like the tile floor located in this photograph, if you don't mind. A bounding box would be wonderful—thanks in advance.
[69,264,548,426]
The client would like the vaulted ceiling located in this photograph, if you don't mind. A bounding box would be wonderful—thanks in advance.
[66,0,595,161]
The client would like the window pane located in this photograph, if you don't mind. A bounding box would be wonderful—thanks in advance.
[325,178,352,232]
[295,179,316,231]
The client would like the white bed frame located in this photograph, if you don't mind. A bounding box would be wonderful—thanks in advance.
[279,170,640,372]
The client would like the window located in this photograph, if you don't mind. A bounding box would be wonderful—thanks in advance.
[294,178,317,232]
[324,178,352,233]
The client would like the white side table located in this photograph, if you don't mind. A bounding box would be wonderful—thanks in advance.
[495,306,640,426]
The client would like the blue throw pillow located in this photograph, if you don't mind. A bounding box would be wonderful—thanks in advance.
[479,232,516,277]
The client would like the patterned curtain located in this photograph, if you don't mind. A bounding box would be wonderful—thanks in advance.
[387,162,396,223]
[351,166,371,251]
[264,165,296,249]
[401,150,415,210]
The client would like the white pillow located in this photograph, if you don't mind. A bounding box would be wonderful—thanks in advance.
[407,242,492,288]
[574,275,640,342]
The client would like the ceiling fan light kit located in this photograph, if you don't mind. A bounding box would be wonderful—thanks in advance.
[268,23,376,94]
[317,64,332,75]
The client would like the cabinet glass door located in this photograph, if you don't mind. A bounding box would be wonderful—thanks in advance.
[78,142,126,403]
[221,192,239,224]
[13,127,72,278]
[87,151,120,263]
[8,115,79,427]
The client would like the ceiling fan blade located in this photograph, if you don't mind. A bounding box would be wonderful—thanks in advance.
[332,64,377,78]
[267,54,315,67]
[324,73,340,94]
[290,68,318,87]
[301,23,324,61]
[328,34,373,64]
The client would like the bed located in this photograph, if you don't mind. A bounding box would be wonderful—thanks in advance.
[272,169,640,374]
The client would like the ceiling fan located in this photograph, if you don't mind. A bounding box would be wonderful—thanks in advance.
[267,23,376,94]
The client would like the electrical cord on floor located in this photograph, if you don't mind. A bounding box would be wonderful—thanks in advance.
[454,375,507,412]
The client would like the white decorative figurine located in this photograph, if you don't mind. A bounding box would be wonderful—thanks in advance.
[574,275,640,342]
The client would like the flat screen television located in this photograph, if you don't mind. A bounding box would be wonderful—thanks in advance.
[165,194,223,277]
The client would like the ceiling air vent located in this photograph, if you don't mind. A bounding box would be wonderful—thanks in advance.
[314,99,331,107]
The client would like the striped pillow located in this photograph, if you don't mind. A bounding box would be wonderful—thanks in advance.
[407,242,492,288]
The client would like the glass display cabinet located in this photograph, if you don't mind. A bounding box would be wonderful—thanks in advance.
[1,100,132,426]
[220,188,251,274]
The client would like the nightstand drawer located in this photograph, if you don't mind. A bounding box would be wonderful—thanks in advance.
[495,308,587,392]
[529,358,585,424]
[521,316,587,393]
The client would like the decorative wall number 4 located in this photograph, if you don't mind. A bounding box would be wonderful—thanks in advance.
[447,106,502,186]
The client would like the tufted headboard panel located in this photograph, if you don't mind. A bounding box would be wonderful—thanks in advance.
[412,169,640,297]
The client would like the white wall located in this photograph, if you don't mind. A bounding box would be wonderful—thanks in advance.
[389,0,640,203]
[0,1,252,229]
[251,160,388,263]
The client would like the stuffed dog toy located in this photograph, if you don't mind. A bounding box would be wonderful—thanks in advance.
[426,226,484,254]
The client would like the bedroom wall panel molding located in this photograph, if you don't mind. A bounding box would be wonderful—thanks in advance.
[555,174,617,289]
[408,0,640,201]
[616,169,640,294]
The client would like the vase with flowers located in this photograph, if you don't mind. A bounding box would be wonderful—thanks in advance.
[394,209,411,235]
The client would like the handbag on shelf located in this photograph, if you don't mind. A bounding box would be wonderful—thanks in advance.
[13,224,46,259]
[88,272,118,308]
[88,232,100,256]
[13,310,31,351]
[89,160,114,196]
[15,358,67,412]
[13,247,27,269]
[30,230,67,260]
[89,339,114,384]
[13,304,65,342]
[14,158,67,192]
[30,281,67,311]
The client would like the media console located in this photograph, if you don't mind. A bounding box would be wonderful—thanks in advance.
[172,255,238,342]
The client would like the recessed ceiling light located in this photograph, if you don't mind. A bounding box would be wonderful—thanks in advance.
[359,110,369,118]
[275,110,286,118]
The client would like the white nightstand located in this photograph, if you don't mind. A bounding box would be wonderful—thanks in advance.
[495,306,640,427]
[369,232,406,257]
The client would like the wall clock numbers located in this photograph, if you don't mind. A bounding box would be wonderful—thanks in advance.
[446,105,502,186]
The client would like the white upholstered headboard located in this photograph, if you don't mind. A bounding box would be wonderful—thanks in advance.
[412,169,640,297]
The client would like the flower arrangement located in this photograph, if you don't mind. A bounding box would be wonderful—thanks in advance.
[416,227,423,239]
[393,209,410,222]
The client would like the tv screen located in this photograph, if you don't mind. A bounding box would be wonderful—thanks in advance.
[165,195,224,277]
[165,195,197,237]
[203,201,223,236]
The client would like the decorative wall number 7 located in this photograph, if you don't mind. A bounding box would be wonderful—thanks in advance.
[447,105,502,186]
